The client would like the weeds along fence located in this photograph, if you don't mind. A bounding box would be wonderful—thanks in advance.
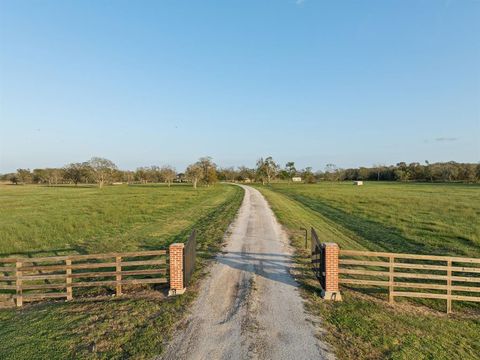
[339,250,480,313]
[0,250,168,307]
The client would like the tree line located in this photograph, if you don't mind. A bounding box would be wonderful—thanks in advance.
[1,157,479,186]
[320,161,480,183]
[215,159,480,183]
[0,156,218,188]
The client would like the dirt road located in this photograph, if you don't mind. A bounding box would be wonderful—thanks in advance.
[161,185,334,360]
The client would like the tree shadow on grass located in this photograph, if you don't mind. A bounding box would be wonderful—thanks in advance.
[40,184,98,189]
[127,184,189,189]
[140,187,241,255]
[0,245,89,259]
[288,193,460,256]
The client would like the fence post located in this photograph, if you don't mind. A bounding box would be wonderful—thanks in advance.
[389,255,395,304]
[66,259,73,301]
[447,260,452,314]
[116,256,122,296]
[322,243,342,301]
[169,243,186,296]
[15,261,23,307]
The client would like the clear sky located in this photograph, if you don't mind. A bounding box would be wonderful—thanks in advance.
[0,0,479,173]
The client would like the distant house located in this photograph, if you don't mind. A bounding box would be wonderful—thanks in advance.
[175,173,186,183]
[244,178,252,183]
[353,181,364,186]
[292,177,302,182]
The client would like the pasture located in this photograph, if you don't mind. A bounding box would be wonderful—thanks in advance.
[256,182,480,360]
[0,183,244,359]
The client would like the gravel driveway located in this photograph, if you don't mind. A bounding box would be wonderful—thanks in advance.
[160,185,334,360]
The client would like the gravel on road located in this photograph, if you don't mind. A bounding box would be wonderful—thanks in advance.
[160,185,335,360]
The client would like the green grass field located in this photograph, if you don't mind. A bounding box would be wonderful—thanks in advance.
[0,183,244,359]
[255,182,480,360]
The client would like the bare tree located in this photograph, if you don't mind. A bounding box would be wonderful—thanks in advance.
[149,166,162,183]
[123,171,135,184]
[48,168,63,185]
[160,165,176,187]
[89,157,117,188]
[186,164,203,189]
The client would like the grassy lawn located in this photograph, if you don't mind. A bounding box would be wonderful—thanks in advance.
[254,182,480,360]
[0,183,244,359]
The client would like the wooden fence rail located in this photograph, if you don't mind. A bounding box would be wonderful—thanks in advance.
[339,249,480,313]
[0,250,167,307]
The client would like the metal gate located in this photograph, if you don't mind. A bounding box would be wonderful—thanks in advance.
[183,229,196,287]
[311,228,326,290]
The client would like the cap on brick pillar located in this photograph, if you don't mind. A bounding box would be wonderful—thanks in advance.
[169,243,186,296]
[322,242,342,301]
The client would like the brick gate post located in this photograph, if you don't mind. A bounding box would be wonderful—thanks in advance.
[323,242,342,301]
[169,243,186,296]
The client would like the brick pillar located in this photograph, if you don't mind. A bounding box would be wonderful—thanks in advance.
[169,243,186,296]
[323,243,342,301]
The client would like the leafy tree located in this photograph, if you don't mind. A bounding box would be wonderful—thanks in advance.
[324,164,340,181]
[302,167,316,184]
[32,169,48,184]
[9,174,19,185]
[256,156,279,184]
[197,157,217,186]
[237,166,255,182]
[16,169,32,184]
[135,167,149,184]
[358,167,370,180]
[217,167,236,182]
[63,163,88,186]
[285,161,297,181]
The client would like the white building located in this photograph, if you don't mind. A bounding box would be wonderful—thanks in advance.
[292,177,302,182]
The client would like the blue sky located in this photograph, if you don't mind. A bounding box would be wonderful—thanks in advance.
[1,0,479,173]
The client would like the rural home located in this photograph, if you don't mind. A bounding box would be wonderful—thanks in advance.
[292,177,302,182]
[353,181,364,186]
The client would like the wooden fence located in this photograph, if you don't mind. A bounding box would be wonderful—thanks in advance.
[0,250,167,307]
[339,249,480,313]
